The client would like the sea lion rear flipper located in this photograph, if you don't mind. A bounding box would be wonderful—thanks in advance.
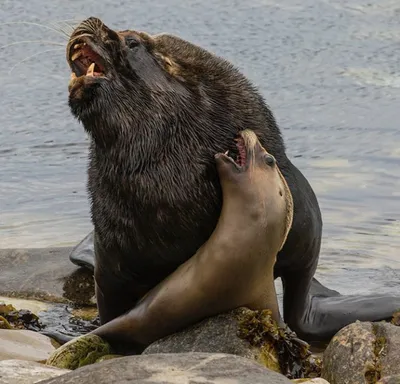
[309,277,340,298]
[69,231,95,272]
[40,330,74,345]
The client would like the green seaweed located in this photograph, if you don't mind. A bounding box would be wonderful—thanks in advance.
[46,334,113,370]
[237,308,322,380]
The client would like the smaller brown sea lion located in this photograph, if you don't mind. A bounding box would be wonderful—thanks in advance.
[88,129,293,350]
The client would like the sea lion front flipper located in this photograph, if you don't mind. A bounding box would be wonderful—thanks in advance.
[69,231,95,271]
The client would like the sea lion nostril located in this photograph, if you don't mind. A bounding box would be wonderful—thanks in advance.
[265,154,276,167]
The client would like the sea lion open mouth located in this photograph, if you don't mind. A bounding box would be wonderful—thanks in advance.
[221,131,255,171]
[69,41,106,78]
[67,39,107,81]
[221,135,247,171]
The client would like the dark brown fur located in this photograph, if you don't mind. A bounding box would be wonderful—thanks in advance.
[90,130,293,348]
[67,18,289,286]
[67,17,400,345]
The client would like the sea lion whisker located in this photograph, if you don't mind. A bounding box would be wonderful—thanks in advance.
[52,18,83,23]
[68,33,95,46]
[85,20,97,34]
[62,21,79,33]
[53,20,80,28]
[48,21,75,37]
[8,47,64,75]
[88,17,104,32]
[0,21,69,39]
[73,19,97,35]
[0,41,65,50]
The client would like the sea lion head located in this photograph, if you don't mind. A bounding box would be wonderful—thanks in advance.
[215,129,293,250]
[66,16,192,139]
[65,17,283,152]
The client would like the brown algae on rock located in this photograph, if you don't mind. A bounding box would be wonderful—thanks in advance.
[71,307,98,322]
[365,323,387,384]
[391,311,400,326]
[237,308,322,379]
[0,315,12,329]
[0,302,43,331]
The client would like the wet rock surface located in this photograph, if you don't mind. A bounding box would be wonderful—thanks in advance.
[0,329,56,362]
[40,352,293,384]
[377,376,400,384]
[144,308,321,380]
[0,359,70,384]
[322,320,400,384]
[143,308,280,369]
[0,248,95,305]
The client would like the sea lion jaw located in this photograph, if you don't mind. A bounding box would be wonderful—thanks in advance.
[215,129,277,180]
[66,17,122,97]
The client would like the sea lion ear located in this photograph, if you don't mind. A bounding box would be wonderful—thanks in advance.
[154,53,181,77]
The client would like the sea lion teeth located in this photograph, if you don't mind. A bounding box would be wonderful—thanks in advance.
[71,50,83,61]
[225,150,229,155]
[86,62,95,77]
[70,72,77,80]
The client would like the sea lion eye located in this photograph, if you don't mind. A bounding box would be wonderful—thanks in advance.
[264,154,276,167]
[125,36,140,49]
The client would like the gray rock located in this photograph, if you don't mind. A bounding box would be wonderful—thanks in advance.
[143,309,280,372]
[39,352,292,384]
[292,379,330,384]
[321,321,400,384]
[0,359,70,384]
[0,248,95,305]
[378,376,400,384]
[378,321,400,378]
[0,330,56,362]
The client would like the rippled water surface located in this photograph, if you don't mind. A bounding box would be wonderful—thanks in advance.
[1,0,400,295]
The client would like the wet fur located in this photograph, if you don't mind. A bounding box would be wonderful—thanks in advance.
[68,18,327,342]
[69,20,289,286]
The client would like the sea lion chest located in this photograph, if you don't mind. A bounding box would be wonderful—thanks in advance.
[88,144,223,281]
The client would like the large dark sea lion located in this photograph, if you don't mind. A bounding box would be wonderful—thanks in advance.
[66,17,400,343]
[87,129,293,349]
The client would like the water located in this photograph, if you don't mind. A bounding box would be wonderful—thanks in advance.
[1,0,400,296]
